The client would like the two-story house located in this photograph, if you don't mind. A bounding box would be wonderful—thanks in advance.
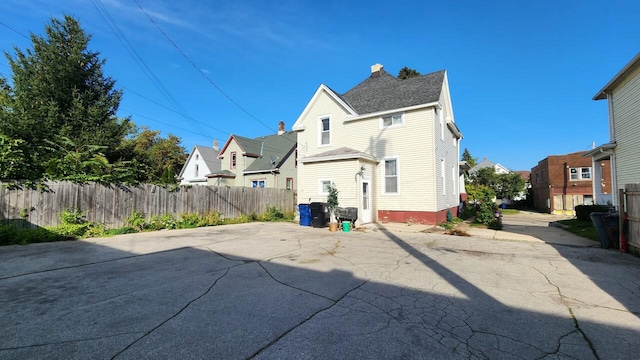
[208,122,297,189]
[585,52,640,208]
[178,143,221,185]
[531,151,612,214]
[292,64,462,225]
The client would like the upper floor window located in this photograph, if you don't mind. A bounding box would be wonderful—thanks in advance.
[382,114,403,127]
[286,178,294,190]
[195,164,199,177]
[231,152,237,169]
[252,179,265,188]
[195,154,199,161]
[320,117,330,146]
[570,167,591,180]
[383,157,399,194]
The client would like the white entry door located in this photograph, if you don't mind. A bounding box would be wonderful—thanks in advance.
[361,180,371,223]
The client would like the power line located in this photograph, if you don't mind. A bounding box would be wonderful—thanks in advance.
[130,0,292,143]
[0,22,29,39]
[122,86,229,135]
[91,0,214,141]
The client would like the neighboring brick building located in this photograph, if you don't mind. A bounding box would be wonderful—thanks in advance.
[531,151,612,215]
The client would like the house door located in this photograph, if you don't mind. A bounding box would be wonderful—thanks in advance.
[361,180,371,223]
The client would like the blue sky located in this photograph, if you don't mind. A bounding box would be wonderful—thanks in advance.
[1,0,638,171]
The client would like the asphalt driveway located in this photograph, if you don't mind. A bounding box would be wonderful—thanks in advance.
[1,221,639,359]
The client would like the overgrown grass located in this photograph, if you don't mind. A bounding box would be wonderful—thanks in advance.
[556,219,599,242]
[1,206,295,246]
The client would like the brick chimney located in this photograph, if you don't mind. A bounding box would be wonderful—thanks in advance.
[213,139,219,150]
[278,121,285,135]
[371,63,383,78]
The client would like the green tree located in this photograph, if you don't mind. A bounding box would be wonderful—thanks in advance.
[398,66,421,79]
[45,136,138,184]
[119,127,186,184]
[0,134,32,180]
[470,167,525,200]
[461,148,477,167]
[1,15,130,172]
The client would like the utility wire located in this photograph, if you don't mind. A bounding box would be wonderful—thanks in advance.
[130,0,295,145]
[91,0,216,141]
[0,22,29,39]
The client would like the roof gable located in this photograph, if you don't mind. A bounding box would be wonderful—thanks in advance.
[244,132,297,172]
[594,52,640,100]
[178,145,221,178]
[341,69,445,115]
[292,84,357,131]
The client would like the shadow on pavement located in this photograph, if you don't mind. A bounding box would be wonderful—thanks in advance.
[0,224,638,359]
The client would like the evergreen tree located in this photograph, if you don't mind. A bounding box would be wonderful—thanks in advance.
[461,148,477,167]
[1,15,130,172]
[398,66,421,79]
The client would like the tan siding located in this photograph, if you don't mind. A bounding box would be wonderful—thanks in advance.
[612,64,640,191]
[296,85,456,214]
[298,160,359,206]
[435,83,461,211]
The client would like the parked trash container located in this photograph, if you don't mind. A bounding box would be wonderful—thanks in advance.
[298,204,311,226]
[310,202,327,228]
[604,214,620,249]
[590,212,610,248]
[342,221,350,232]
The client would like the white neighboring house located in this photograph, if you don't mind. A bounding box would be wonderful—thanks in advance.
[468,157,511,175]
[178,144,221,185]
[585,52,640,208]
[293,64,462,225]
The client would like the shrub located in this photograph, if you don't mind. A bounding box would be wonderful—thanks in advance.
[126,210,147,231]
[0,224,68,246]
[476,201,498,226]
[59,208,85,225]
[575,205,613,221]
[149,214,177,230]
[459,205,476,220]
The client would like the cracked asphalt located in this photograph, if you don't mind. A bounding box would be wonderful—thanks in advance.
[1,220,639,359]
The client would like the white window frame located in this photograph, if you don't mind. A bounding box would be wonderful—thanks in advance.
[252,179,266,188]
[570,167,592,181]
[441,159,446,195]
[451,165,456,195]
[318,116,331,147]
[382,156,400,195]
[286,177,293,190]
[318,179,332,195]
[381,113,404,128]
[436,107,444,141]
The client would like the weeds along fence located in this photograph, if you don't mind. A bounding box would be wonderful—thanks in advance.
[0,182,295,229]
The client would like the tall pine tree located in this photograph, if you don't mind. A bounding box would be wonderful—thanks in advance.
[1,15,130,171]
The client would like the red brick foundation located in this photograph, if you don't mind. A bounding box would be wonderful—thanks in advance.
[377,206,459,225]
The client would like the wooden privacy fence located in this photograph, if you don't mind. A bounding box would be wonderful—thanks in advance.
[0,182,295,229]
[625,183,640,252]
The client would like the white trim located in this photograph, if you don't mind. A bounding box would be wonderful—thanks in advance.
[318,178,332,195]
[344,102,440,123]
[300,152,379,164]
[381,156,400,195]
[292,84,357,131]
[243,169,279,174]
[441,158,446,195]
[318,115,331,147]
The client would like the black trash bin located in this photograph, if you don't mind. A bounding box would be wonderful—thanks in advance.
[310,202,327,228]
[590,212,611,248]
[604,214,620,249]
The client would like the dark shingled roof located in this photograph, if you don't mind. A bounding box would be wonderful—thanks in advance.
[341,69,445,115]
[244,132,297,172]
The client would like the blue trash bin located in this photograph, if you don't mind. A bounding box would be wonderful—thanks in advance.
[299,204,311,226]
